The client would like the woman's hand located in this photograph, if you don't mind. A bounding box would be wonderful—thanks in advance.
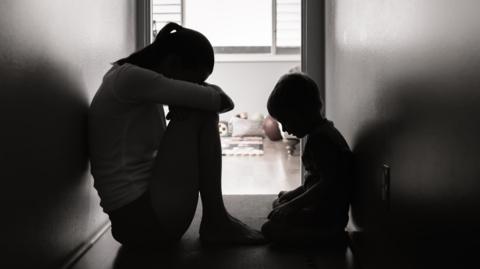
[218,91,234,113]
[205,83,234,113]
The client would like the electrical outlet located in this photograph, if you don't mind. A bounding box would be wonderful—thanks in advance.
[382,164,391,210]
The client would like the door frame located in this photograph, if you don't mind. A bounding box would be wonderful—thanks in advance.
[301,0,326,183]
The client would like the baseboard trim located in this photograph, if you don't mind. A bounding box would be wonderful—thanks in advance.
[347,231,363,269]
[60,222,112,269]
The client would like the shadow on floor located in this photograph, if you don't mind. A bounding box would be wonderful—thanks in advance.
[72,195,356,269]
[112,241,354,269]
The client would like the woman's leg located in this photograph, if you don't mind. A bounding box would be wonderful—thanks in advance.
[196,112,227,220]
[195,111,265,244]
[148,111,203,240]
[149,110,265,244]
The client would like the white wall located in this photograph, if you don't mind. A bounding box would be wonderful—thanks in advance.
[0,0,136,267]
[326,1,480,266]
[207,60,301,121]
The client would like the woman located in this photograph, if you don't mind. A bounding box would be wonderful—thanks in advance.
[88,23,265,247]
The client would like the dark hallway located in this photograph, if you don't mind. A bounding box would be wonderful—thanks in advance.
[0,0,135,268]
[2,0,480,268]
[325,0,480,268]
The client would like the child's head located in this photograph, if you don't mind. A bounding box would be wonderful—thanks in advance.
[117,23,214,83]
[267,73,323,137]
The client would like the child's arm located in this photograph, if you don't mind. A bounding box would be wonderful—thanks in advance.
[268,178,330,221]
[269,135,344,221]
[272,185,305,208]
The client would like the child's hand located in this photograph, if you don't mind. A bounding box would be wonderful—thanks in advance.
[272,191,288,208]
[267,202,297,222]
[272,198,282,208]
[277,190,287,198]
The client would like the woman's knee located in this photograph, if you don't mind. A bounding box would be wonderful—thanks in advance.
[189,110,218,124]
[168,108,218,125]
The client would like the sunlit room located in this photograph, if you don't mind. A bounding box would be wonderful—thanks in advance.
[152,0,302,195]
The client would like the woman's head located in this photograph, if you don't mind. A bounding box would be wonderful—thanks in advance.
[116,23,214,83]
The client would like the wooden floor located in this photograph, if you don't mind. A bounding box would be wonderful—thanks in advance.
[221,139,301,195]
[70,195,356,269]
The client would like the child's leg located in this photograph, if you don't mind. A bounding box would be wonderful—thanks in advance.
[149,110,264,244]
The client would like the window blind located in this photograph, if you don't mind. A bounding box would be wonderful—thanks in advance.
[276,0,301,52]
[152,0,182,38]
[151,0,301,54]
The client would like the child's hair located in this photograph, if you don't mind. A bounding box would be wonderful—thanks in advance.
[267,72,323,118]
[116,22,214,76]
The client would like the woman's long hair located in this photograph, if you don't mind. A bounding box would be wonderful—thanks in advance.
[116,22,214,75]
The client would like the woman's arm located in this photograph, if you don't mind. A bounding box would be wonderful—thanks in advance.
[202,82,234,113]
[113,63,227,112]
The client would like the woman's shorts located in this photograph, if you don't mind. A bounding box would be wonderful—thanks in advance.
[108,191,177,248]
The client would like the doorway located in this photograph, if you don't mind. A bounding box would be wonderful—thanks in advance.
[149,0,303,194]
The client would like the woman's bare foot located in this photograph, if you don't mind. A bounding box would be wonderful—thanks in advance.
[199,214,267,245]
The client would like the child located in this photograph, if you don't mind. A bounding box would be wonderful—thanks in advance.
[261,73,352,246]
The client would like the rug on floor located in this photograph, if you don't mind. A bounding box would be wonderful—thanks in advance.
[221,136,264,156]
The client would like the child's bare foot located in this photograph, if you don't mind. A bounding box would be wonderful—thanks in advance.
[199,214,267,245]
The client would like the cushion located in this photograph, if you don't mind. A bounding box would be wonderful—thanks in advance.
[230,117,265,137]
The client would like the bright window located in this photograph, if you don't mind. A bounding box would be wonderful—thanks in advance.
[152,0,182,37]
[151,0,301,55]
